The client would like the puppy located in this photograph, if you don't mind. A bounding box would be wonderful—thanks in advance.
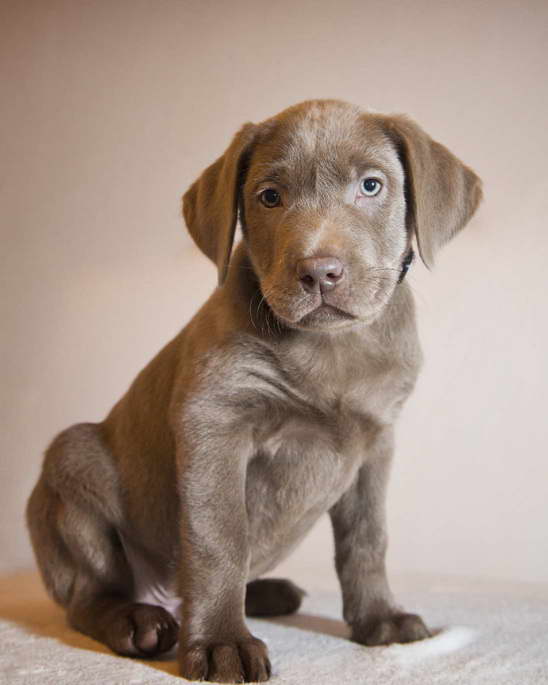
[27,99,482,682]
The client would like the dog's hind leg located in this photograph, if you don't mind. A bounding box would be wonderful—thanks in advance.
[245,578,305,617]
[26,422,179,657]
[66,571,179,657]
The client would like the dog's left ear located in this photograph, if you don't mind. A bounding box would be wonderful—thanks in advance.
[381,115,483,268]
[183,122,258,285]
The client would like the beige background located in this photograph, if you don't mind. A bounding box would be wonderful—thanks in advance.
[2,0,547,587]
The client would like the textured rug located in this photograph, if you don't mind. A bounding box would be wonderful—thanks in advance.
[0,571,547,684]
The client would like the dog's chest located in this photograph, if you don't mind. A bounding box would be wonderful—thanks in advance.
[192,328,414,578]
[244,342,397,577]
[246,411,364,577]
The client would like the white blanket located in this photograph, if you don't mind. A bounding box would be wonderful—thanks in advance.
[1,572,547,684]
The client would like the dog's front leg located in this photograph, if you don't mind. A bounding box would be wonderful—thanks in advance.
[176,435,270,683]
[329,427,430,646]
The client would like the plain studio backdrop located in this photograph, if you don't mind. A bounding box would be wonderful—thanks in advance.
[1,0,547,589]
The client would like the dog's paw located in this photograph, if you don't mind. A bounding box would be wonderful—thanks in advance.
[179,635,271,683]
[352,612,430,647]
[105,603,179,657]
[245,578,305,617]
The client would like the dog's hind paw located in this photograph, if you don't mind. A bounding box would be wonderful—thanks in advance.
[105,602,179,657]
[245,577,306,617]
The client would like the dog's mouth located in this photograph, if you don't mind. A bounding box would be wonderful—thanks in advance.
[263,295,359,331]
[295,304,357,329]
[260,269,395,332]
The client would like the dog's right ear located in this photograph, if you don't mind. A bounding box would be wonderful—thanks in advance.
[182,123,258,285]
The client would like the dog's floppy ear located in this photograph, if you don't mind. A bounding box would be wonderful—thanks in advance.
[182,122,258,285]
[381,115,483,268]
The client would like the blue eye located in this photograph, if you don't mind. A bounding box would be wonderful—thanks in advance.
[361,178,382,196]
[259,188,281,207]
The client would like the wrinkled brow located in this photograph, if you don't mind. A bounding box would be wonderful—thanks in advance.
[249,152,397,193]
[249,166,289,190]
[250,156,351,189]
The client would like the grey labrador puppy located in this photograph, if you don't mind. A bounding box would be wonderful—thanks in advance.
[27,99,482,683]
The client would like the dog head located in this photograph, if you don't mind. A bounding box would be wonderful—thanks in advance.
[183,100,482,331]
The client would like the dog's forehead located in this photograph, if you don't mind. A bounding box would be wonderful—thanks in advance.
[249,101,399,186]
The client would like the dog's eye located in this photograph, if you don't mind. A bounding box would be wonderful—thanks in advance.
[360,178,382,196]
[259,188,281,208]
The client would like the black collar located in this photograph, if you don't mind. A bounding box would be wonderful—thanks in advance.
[398,247,414,284]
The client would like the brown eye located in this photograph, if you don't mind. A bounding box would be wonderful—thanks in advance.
[259,188,281,208]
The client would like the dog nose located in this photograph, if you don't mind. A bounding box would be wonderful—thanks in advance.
[297,257,344,293]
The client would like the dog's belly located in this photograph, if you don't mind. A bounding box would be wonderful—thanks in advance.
[246,415,364,578]
[119,532,183,620]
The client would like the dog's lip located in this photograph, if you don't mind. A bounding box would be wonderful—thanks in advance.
[297,304,356,326]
